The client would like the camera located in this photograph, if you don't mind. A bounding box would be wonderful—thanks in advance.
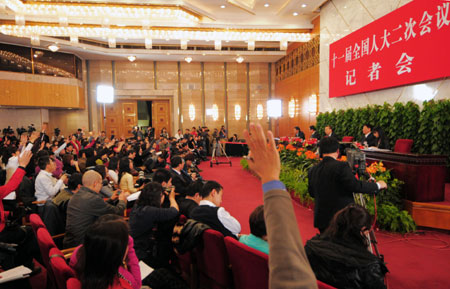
[54,128,61,136]
[2,126,14,135]
[28,124,36,133]
[345,148,368,178]
[16,127,27,135]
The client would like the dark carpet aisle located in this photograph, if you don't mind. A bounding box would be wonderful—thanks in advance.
[198,157,450,289]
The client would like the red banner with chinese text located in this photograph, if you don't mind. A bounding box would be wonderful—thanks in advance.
[329,0,450,98]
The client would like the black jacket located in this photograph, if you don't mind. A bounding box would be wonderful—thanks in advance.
[170,169,191,197]
[361,133,377,147]
[305,235,388,289]
[308,157,379,230]
[311,131,321,140]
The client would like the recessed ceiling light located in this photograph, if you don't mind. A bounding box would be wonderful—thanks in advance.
[185,57,192,63]
[48,44,59,52]
[202,53,206,56]
[293,12,299,16]
[220,5,226,8]
[127,55,136,62]
[264,3,269,7]
[301,4,307,8]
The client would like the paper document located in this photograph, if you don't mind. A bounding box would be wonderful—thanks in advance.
[3,191,16,200]
[127,191,141,202]
[0,265,32,284]
[139,261,154,280]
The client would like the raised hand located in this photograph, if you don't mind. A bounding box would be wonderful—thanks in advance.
[18,150,33,167]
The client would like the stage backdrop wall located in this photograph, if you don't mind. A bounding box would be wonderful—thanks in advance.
[319,0,450,112]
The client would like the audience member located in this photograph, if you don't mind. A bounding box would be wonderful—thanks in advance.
[169,156,191,197]
[107,156,119,185]
[119,157,140,193]
[308,137,387,233]
[305,204,388,289]
[64,170,128,248]
[129,182,179,269]
[177,180,202,218]
[71,215,140,289]
[53,172,82,209]
[239,205,269,254]
[35,156,68,208]
[191,180,241,239]
[244,123,318,289]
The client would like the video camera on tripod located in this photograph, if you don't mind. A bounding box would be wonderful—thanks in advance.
[346,148,369,179]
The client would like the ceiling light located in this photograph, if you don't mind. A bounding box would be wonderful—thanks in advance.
[264,3,270,8]
[202,53,206,56]
[293,12,299,16]
[184,57,192,63]
[127,55,136,62]
[48,44,59,52]
[301,4,307,8]
[145,38,152,49]
[0,25,311,42]
[70,36,78,43]
[220,5,226,9]
[236,56,244,63]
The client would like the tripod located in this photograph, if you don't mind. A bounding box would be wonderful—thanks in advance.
[210,139,232,167]
[353,192,381,258]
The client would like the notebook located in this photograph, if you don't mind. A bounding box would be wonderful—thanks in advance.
[139,261,154,280]
[0,265,32,284]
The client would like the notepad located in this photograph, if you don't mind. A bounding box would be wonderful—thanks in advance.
[139,261,154,280]
[0,265,32,284]
[3,191,16,200]
[127,191,141,202]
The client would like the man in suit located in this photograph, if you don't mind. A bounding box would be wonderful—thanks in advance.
[191,180,241,239]
[294,126,305,139]
[169,156,192,197]
[177,180,202,218]
[324,125,340,141]
[360,124,377,147]
[309,125,321,140]
[308,137,387,233]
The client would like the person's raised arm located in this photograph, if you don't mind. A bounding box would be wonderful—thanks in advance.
[244,123,317,289]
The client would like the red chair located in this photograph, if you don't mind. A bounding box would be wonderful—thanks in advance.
[193,229,232,289]
[394,139,413,153]
[66,278,81,289]
[30,213,46,234]
[318,280,337,289]
[224,236,268,289]
[342,136,354,142]
[36,227,59,289]
[48,247,76,289]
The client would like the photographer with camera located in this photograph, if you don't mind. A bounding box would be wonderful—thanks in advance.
[308,137,387,233]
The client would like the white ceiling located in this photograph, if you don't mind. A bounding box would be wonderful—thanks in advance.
[0,0,325,62]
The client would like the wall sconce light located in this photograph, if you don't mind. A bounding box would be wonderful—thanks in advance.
[288,99,295,118]
[215,40,222,50]
[181,39,188,50]
[234,104,241,120]
[48,44,59,52]
[145,38,152,49]
[248,40,255,51]
[280,40,288,51]
[108,37,116,48]
[189,104,195,121]
[212,104,219,121]
[70,35,78,43]
[127,55,136,62]
[184,57,192,63]
[257,104,264,120]
[309,94,318,114]
[267,99,281,118]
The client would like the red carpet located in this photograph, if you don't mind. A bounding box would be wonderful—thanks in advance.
[199,157,450,289]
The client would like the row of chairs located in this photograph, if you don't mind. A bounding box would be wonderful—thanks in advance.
[178,229,335,289]
[29,213,334,289]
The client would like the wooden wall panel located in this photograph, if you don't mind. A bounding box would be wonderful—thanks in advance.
[180,62,202,130]
[104,100,137,138]
[275,65,319,138]
[0,79,85,108]
[249,63,269,134]
[152,100,171,137]
[115,61,155,90]
[204,62,225,130]
[226,63,247,138]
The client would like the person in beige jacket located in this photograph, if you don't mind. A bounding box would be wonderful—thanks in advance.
[244,123,318,289]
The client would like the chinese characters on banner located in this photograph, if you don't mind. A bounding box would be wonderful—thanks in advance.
[329,0,450,98]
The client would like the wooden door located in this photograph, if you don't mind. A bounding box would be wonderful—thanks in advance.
[105,100,137,138]
[152,100,171,137]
